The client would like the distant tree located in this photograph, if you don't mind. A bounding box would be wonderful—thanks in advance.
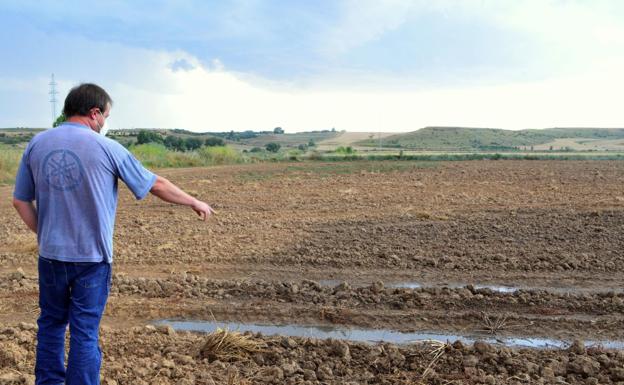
[239,130,258,139]
[331,127,336,132]
[184,137,202,151]
[308,139,316,147]
[204,137,225,147]
[273,127,284,134]
[164,135,185,151]
[265,142,281,152]
[298,144,308,151]
[137,130,163,145]
[250,147,263,153]
[53,113,66,127]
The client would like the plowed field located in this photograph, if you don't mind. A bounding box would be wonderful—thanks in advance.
[2,160,624,384]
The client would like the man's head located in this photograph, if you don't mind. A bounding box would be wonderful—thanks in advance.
[63,83,113,134]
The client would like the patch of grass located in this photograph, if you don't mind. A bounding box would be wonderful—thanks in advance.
[198,146,244,165]
[0,144,23,184]
[334,146,356,154]
[130,143,245,168]
[130,143,195,168]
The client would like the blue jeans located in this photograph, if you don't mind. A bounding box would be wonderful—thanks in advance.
[35,256,111,385]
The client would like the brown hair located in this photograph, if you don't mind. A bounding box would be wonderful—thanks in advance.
[63,83,113,117]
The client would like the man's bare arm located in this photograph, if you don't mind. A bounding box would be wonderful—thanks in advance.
[12,198,38,233]
[149,175,215,220]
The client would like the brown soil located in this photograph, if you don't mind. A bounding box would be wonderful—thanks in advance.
[2,160,624,383]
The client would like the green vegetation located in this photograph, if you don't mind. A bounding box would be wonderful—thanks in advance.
[3,126,624,185]
[130,143,244,168]
[204,137,225,147]
[320,152,624,162]
[0,132,35,145]
[228,131,337,148]
[265,142,281,152]
[334,146,355,154]
[53,113,66,128]
[356,126,624,150]
[197,146,243,165]
[0,144,23,184]
[130,143,202,168]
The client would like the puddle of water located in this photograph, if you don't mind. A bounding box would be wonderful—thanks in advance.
[319,280,517,293]
[319,280,623,295]
[387,282,422,289]
[386,282,518,293]
[472,284,518,293]
[155,319,624,350]
[318,280,343,287]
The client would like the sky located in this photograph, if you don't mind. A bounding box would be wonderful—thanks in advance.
[1,0,623,132]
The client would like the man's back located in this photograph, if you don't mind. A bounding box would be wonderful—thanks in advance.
[14,122,156,263]
[12,83,213,384]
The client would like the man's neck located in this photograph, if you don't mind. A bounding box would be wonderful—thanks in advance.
[66,116,96,132]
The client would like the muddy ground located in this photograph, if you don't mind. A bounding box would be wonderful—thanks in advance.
[1,160,624,383]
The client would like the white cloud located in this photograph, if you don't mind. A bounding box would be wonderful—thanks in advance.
[3,41,624,132]
[2,1,624,131]
[319,0,414,55]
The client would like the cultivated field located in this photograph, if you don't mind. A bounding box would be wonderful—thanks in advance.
[2,160,624,384]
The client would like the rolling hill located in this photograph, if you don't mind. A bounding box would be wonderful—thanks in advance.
[355,127,624,151]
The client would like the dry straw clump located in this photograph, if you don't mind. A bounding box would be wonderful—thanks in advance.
[418,340,451,383]
[199,328,265,363]
[478,312,522,335]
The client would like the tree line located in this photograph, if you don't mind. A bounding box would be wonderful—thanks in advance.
[136,130,224,151]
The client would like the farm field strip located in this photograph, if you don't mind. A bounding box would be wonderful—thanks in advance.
[2,160,624,383]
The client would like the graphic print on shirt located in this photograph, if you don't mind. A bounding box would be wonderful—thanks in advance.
[42,149,85,191]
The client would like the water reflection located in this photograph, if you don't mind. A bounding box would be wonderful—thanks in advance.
[156,319,624,349]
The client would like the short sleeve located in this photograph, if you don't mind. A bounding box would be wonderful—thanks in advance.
[13,149,35,202]
[117,153,157,200]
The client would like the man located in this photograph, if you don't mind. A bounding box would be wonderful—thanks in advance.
[12,83,214,385]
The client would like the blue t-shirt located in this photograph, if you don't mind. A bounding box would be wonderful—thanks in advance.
[13,122,157,263]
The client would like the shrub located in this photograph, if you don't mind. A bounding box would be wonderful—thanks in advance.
[335,146,355,154]
[164,136,185,151]
[184,137,202,151]
[287,149,303,161]
[204,137,225,147]
[265,142,281,152]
